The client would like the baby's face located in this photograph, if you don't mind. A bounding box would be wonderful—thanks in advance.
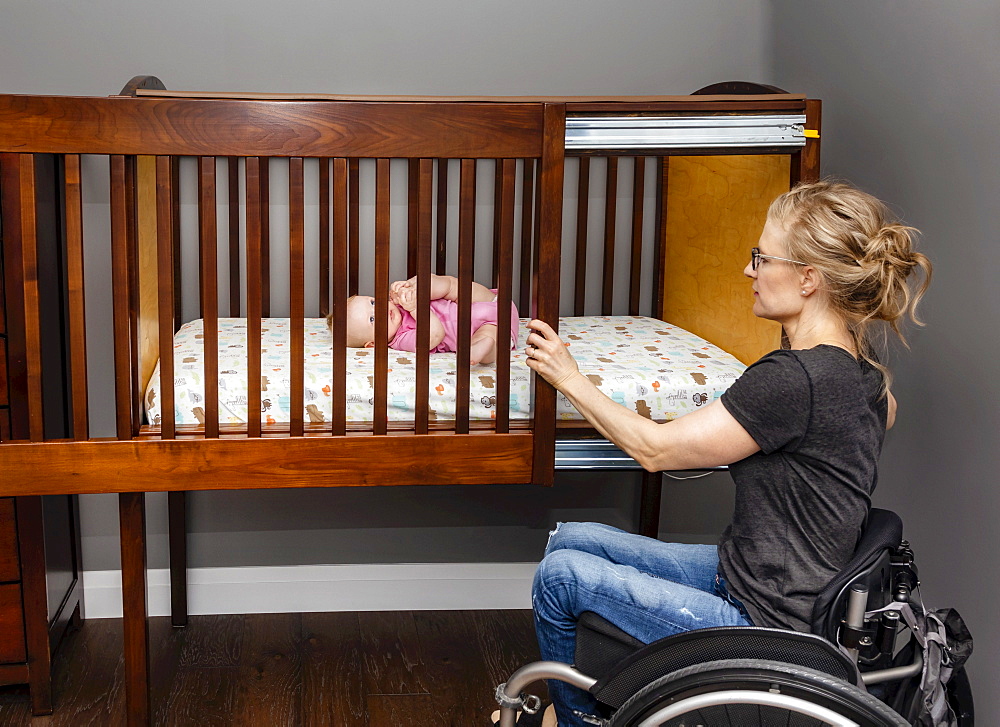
[346,296,404,347]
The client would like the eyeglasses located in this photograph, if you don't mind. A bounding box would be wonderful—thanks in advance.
[750,247,808,271]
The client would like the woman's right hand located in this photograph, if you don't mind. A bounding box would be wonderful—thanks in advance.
[524,319,581,391]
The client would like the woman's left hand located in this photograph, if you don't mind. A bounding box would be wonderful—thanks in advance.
[524,319,581,390]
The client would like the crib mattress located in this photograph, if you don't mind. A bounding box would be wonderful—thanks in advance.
[143,316,746,426]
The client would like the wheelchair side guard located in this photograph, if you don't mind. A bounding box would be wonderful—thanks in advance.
[588,626,860,711]
[574,610,645,680]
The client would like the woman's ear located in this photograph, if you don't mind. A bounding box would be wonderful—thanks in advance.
[799,266,821,295]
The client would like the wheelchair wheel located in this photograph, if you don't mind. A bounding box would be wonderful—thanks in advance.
[608,659,908,727]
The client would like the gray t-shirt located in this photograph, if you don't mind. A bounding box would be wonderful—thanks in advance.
[718,346,888,632]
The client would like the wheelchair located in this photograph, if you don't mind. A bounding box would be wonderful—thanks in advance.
[495,509,974,726]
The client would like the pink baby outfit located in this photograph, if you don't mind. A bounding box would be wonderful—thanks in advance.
[389,296,519,353]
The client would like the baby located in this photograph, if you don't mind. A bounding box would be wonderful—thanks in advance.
[333,274,519,365]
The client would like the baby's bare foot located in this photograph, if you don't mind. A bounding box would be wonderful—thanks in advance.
[470,336,497,365]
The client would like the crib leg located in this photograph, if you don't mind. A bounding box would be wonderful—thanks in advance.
[638,470,662,538]
[119,492,151,726]
[168,491,188,627]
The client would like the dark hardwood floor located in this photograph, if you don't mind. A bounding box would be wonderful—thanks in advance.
[0,610,545,726]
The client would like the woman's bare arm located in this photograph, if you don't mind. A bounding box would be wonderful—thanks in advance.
[524,319,759,471]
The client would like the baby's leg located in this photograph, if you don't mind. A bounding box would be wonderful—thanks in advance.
[469,281,497,303]
[469,324,499,365]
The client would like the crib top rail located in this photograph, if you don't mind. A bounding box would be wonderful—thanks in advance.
[129,86,808,109]
[0,94,548,158]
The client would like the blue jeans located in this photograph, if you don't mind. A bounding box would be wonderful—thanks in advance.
[532,522,753,726]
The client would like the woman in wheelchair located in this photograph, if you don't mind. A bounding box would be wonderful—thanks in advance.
[520,180,933,727]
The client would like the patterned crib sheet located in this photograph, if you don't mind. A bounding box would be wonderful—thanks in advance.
[144,316,746,426]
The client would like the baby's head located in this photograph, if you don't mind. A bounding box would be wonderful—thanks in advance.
[335,294,404,348]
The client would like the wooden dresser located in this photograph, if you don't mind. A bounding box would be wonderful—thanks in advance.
[0,153,85,715]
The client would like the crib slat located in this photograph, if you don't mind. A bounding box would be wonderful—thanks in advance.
[63,154,89,440]
[491,162,502,289]
[330,158,348,436]
[454,159,476,434]
[156,156,176,440]
[3,155,44,440]
[435,160,448,275]
[348,159,360,297]
[289,158,305,437]
[318,159,330,317]
[109,155,135,440]
[245,157,263,438]
[533,151,543,310]
[407,160,418,278]
[199,157,220,439]
[227,157,240,317]
[574,157,590,316]
[373,159,390,436]
[260,159,271,319]
[602,157,618,315]
[629,157,645,316]
[125,156,141,437]
[652,157,669,318]
[495,159,516,434]
[171,157,182,329]
[413,159,433,435]
[530,104,565,485]
[518,160,535,314]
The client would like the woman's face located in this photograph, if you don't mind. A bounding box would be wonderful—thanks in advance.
[744,218,808,324]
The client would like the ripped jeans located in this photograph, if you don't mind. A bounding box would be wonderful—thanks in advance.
[532,522,753,726]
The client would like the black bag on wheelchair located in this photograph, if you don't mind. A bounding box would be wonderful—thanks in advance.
[868,601,973,727]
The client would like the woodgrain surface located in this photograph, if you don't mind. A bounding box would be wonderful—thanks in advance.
[136,156,160,398]
[0,584,26,664]
[661,154,788,365]
[0,434,537,496]
[0,96,546,159]
[0,610,542,726]
[0,341,6,408]
[0,500,18,583]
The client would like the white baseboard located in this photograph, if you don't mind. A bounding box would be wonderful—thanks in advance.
[82,562,537,619]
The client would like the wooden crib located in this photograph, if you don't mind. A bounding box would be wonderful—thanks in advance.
[0,79,819,723]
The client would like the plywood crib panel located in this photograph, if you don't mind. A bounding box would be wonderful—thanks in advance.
[662,155,790,365]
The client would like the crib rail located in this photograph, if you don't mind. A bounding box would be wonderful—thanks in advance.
[0,93,564,489]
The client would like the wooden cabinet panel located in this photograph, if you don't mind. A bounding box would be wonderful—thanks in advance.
[0,498,18,582]
[0,583,27,663]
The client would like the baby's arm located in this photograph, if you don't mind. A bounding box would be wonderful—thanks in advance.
[391,274,494,304]
[391,274,455,302]
[392,284,446,349]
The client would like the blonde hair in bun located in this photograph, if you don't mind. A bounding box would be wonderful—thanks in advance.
[767,180,932,387]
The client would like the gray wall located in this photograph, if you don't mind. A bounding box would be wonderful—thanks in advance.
[769,1,999,719]
[1,0,764,570]
[2,0,768,96]
[5,0,994,717]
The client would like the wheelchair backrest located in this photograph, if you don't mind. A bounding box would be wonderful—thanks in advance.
[811,508,904,642]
